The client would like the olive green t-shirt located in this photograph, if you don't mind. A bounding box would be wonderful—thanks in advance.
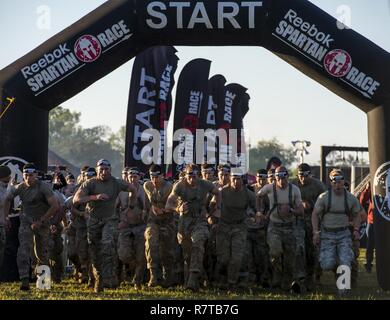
[258,183,302,223]
[314,189,362,228]
[80,177,129,219]
[221,186,256,224]
[171,179,215,217]
[292,177,326,215]
[7,181,54,219]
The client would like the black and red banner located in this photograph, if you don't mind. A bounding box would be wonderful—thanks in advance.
[198,74,227,165]
[125,46,178,171]
[172,59,211,176]
[216,83,247,166]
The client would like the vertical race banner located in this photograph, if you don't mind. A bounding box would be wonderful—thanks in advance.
[216,83,248,166]
[125,46,178,172]
[237,92,251,171]
[172,59,211,176]
[199,74,227,165]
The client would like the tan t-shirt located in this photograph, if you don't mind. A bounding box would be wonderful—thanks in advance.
[79,176,129,219]
[258,183,302,223]
[171,179,215,217]
[7,181,54,220]
[314,189,361,228]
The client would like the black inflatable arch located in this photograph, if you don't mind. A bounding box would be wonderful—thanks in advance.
[1,0,390,290]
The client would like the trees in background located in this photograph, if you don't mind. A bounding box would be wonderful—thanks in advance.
[49,106,125,176]
[249,138,297,173]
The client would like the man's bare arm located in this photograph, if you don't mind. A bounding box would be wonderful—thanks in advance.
[165,193,178,213]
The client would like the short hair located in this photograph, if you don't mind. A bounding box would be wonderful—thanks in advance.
[149,164,162,175]
[298,163,311,172]
[256,169,267,176]
[184,164,199,174]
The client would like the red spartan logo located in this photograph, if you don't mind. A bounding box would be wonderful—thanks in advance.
[324,49,352,78]
[74,35,102,63]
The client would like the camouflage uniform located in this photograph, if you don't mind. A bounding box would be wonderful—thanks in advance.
[66,220,81,277]
[7,181,54,280]
[75,215,90,281]
[242,183,271,286]
[144,180,175,286]
[259,182,302,290]
[314,189,361,272]
[216,185,256,287]
[171,179,215,290]
[203,180,223,286]
[77,176,130,287]
[117,185,147,286]
[292,177,326,290]
[48,190,66,283]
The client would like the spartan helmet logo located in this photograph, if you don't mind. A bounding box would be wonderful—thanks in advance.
[373,162,390,222]
[324,49,352,78]
[74,35,101,63]
[0,156,27,184]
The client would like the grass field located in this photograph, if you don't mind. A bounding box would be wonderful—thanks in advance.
[0,250,389,300]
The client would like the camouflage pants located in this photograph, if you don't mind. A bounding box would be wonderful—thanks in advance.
[17,217,50,280]
[76,219,89,270]
[67,222,81,273]
[319,229,354,271]
[118,224,146,284]
[0,226,5,269]
[216,222,247,285]
[49,226,64,281]
[304,217,321,286]
[87,216,117,281]
[145,218,175,274]
[294,218,306,280]
[244,228,270,285]
[204,225,218,284]
[267,222,296,289]
[177,216,209,274]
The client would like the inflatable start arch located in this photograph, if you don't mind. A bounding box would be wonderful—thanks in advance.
[1,0,390,290]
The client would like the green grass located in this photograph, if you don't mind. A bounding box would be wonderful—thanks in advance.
[1,251,389,300]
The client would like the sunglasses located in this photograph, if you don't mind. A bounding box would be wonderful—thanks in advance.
[97,160,111,167]
[86,172,96,177]
[23,168,36,174]
[275,171,288,179]
[186,171,198,176]
[128,171,140,176]
[257,174,267,179]
[298,171,310,177]
[331,175,344,183]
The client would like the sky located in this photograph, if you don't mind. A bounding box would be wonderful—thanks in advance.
[1,0,389,166]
